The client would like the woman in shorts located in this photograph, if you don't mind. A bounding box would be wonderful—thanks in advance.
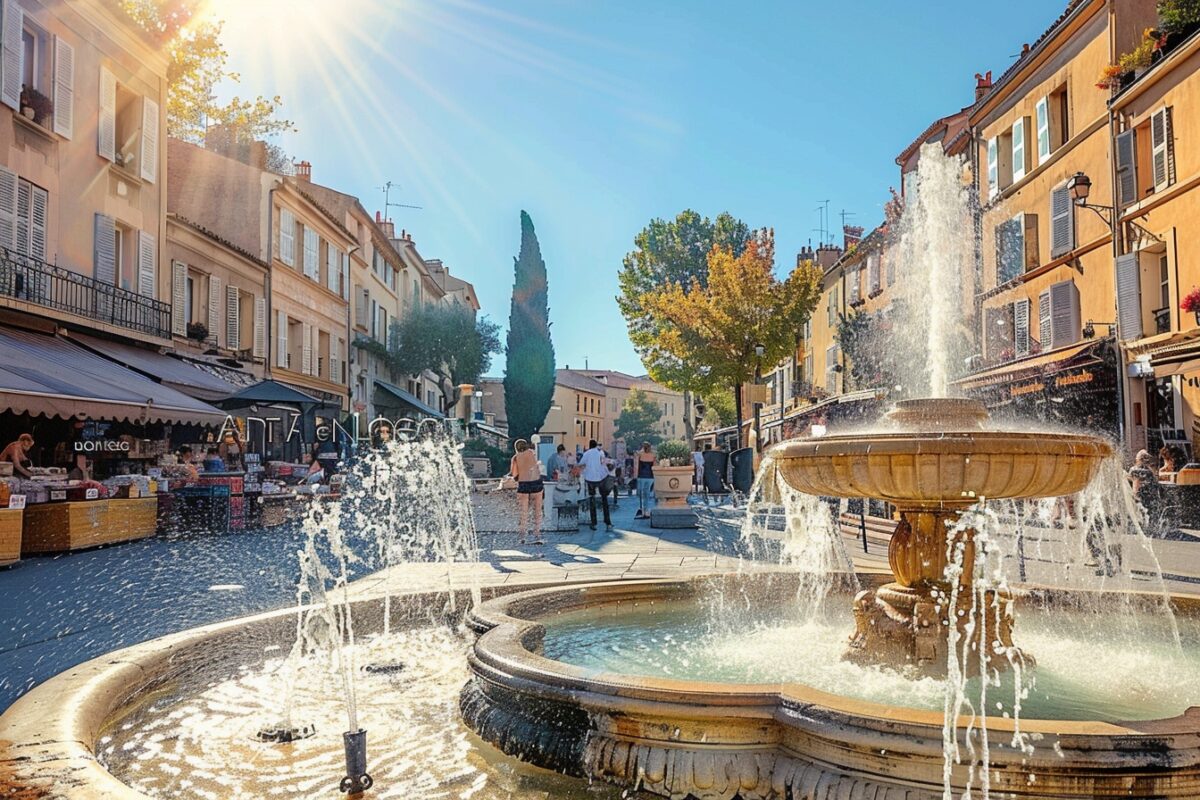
[509,439,544,545]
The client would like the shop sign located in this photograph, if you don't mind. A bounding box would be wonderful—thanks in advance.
[50,490,66,501]
[85,488,99,500]
[1054,370,1096,388]
[8,494,25,509]
[73,439,130,452]
[1010,381,1045,398]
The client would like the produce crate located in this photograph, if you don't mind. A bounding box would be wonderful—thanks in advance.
[21,497,157,554]
[0,508,22,566]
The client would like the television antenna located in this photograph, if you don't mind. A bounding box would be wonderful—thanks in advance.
[381,181,423,220]
[814,200,831,246]
[839,209,857,233]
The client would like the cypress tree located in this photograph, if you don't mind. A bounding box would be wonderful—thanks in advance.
[503,211,556,443]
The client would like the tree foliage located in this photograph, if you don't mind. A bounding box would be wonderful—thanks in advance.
[699,388,736,430]
[639,230,822,446]
[614,388,665,448]
[504,212,556,442]
[381,303,500,408]
[617,210,751,393]
[120,0,294,142]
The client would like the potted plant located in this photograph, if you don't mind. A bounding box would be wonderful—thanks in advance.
[1181,286,1200,326]
[653,439,693,508]
[19,86,52,127]
[186,321,209,342]
[1159,0,1200,49]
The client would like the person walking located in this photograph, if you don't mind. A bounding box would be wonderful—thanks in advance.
[509,439,544,545]
[603,445,620,509]
[692,443,705,492]
[579,439,611,531]
[635,441,656,519]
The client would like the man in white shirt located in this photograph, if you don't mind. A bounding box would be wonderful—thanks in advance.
[578,439,612,531]
[692,444,705,491]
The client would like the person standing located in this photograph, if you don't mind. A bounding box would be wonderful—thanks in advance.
[509,439,544,545]
[579,439,611,531]
[0,433,35,478]
[602,445,619,509]
[635,441,656,519]
[546,444,568,481]
[692,443,705,492]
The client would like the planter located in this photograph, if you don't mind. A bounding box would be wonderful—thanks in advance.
[652,465,693,508]
[20,106,33,119]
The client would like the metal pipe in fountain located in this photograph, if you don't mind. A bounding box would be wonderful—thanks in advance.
[340,728,373,794]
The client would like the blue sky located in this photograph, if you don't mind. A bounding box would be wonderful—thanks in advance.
[215,0,1060,376]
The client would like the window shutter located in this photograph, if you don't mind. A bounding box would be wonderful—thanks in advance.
[1050,184,1074,258]
[1014,298,1031,356]
[986,137,998,200]
[1115,252,1143,341]
[885,250,895,285]
[1035,96,1050,164]
[330,337,341,385]
[1011,117,1028,182]
[848,267,860,304]
[327,246,340,293]
[276,310,288,368]
[137,229,155,298]
[171,261,187,336]
[93,213,116,284]
[868,254,880,294]
[98,67,116,162]
[0,1,22,110]
[1151,107,1175,192]
[370,298,378,339]
[278,208,295,266]
[1020,212,1039,271]
[29,185,46,260]
[226,285,240,350]
[140,96,159,183]
[1116,129,1137,208]
[15,179,28,256]
[301,322,313,375]
[825,345,838,394]
[341,252,350,300]
[1049,279,1081,349]
[48,36,76,139]
[303,226,318,280]
[207,275,221,345]
[1038,291,1051,350]
[0,163,13,252]
[253,298,266,358]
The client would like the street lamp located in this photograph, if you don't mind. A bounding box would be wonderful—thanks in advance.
[1067,171,1112,225]
[753,343,765,453]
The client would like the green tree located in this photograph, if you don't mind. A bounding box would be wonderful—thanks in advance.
[640,230,822,448]
[504,211,556,442]
[699,388,736,430]
[120,0,294,141]
[377,303,501,410]
[617,210,751,438]
[614,389,665,447]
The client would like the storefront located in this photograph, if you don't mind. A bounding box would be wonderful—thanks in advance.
[1137,331,1200,460]
[779,389,885,440]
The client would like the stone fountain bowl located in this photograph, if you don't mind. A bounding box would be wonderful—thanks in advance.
[767,398,1114,504]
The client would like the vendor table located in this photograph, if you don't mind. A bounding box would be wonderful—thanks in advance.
[21,497,158,554]
[0,508,22,566]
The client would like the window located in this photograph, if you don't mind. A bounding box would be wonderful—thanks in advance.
[1035,96,1051,165]
[995,213,1037,283]
[1151,107,1176,192]
[1011,116,1029,182]
[302,226,319,280]
[21,28,38,93]
[986,137,999,200]
[1160,254,1170,310]
[1035,86,1068,164]
[114,222,134,291]
[1038,279,1081,350]
[114,84,140,169]
[983,303,1015,362]
[239,291,254,353]
[13,177,47,260]
[184,275,194,323]
[287,319,302,370]
[279,208,295,266]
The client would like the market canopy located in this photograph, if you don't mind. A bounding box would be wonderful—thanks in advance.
[0,326,227,426]
[69,332,241,402]
[374,379,443,419]
[216,380,322,410]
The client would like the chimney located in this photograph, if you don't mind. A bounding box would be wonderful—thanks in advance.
[815,244,843,269]
[379,217,395,239]
[842,225,865,251]
[974,71,993,102]
[375,210,382,224]
[796,244,816,266]
[295,160,312,182]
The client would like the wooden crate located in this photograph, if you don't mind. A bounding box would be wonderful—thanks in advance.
[22,497,157,554]
[0,508,22,566]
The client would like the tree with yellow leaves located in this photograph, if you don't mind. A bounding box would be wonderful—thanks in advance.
[639,229,822,448]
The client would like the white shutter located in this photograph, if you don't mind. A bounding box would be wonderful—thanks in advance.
[278,208,295,266]
[1116,129,1138,209]
[93,214,116,284]
[0,163,13,253]
[1049,279,1081,349]
[29,185,46,260]
[1011,117,1028,182]
[140,96,159,183]
[171,261,187,336]
[330,337,342,385]
[98,67,116,162]
[276,310,288,368]
[312,325,321,378]
[207,275,221,345]
[301,322,313,375]
[341,252,350,299]
[986,137,998,200]
[1050,184,1074,258]
[303,226,318,280]
[1013,298,1031,356]
[15,179,27,255]
[136,229,155,297]
[253,297,266,358]
[52,37,74,139]
[1151,107,1175,192]
[0,1,22,111]
[825,345,838,394]
[1035,96,1050,165]
[226,284,240,350]
[326,246,339,292]
[847,267,859,304]
[370,298,378,339]
[1038,291,1051,350]
[1115,253,1143,341]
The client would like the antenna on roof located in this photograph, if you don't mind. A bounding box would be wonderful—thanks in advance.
[815,200,831,246]
[381,181,423,221]
[839,209,856,230]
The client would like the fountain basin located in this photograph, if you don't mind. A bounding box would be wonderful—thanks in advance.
[462,573,1200,800]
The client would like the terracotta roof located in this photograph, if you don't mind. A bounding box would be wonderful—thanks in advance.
[556,369,609,394]
[294,186,357,243]
[169,214,268,269]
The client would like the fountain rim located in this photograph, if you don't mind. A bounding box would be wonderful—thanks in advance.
[766,430,1116,458]
[467,575,1200,738]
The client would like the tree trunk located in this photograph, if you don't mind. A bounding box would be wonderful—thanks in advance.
[683,389,694,442]
[734,382,744,450]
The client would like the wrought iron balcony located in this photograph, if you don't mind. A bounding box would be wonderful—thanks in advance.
[0,247,171,339]
[1153,307,1172,335]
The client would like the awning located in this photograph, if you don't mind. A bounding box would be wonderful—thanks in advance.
[1147,331,1200,378]
[780,389,883,425]
[374,379,443,418]
[955,341,1102,391]
[216,380,322,410]
[0,326,227,425]
[68,333,241,401]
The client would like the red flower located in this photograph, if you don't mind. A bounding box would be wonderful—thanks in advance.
[1181,287,1200,314]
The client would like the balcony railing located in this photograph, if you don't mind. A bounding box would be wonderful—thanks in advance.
[1153,307,1172,335]
[0,247,171,339]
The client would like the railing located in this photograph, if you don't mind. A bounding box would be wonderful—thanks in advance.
[0,247,172,339]
[1153,307,1172,335]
